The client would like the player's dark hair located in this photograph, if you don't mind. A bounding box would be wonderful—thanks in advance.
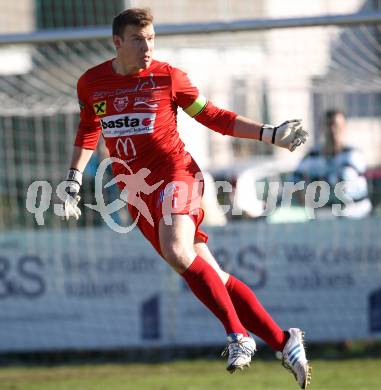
[112,8,153,37]
[325,108,345,121]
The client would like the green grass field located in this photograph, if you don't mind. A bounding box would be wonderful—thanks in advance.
[0,358,379,390]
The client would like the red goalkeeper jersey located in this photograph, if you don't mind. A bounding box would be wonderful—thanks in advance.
[75,59,237,181]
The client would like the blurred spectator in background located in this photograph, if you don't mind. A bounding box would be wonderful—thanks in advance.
[294,109,372,218]
[83,139,130,226]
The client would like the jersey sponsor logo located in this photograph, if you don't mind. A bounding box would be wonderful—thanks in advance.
[139,73,156,91]
[93,74,157,100]
[116,137,137,162]
[134,96,159,110]
[101,113,156,137]
[93,88,135,99]
[93,100,107,115]
[113,96,129,112]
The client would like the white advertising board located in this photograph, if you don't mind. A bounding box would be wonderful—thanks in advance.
[0,218,380,352]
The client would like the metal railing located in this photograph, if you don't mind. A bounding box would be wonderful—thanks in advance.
[0,11,381,45]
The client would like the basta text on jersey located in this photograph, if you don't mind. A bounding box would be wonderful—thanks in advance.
[91,73,167,137]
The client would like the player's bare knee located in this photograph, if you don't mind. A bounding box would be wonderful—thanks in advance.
[161,242,195,273]
[220,270,230,285]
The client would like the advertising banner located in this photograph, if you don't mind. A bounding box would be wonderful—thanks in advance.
[0,218,380,352]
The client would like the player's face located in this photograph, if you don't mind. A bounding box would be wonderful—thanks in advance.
[114,24,155,72]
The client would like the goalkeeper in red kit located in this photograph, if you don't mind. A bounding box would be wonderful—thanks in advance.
[63,8,311,388]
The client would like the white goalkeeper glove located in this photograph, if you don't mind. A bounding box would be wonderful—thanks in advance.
[260,119,308,151]
[63,168,82,221]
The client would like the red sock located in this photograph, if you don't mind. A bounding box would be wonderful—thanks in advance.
[226,275,288,351]
[182,256,248,336]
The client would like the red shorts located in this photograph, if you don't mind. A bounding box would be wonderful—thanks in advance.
[125,173,208,256]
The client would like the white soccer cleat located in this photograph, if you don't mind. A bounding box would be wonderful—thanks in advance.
[282,328,311,388]
[221,333,256,373]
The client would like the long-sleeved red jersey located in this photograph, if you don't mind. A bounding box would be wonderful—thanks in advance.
[75,59,236,181]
